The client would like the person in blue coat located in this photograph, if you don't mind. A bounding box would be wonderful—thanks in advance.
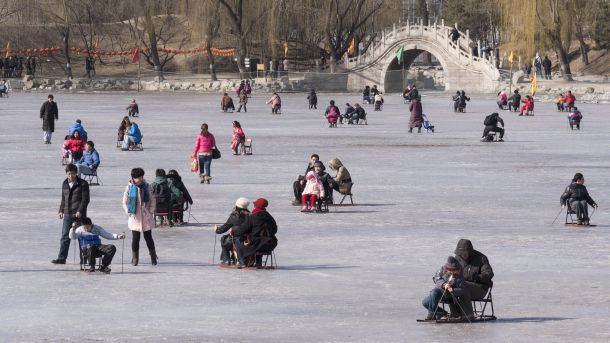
[121,121,142,150]
[68,119,88,142]
[75,141,100,177]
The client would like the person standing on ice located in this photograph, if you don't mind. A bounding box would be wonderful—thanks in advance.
[40,94,58,144]
[122,167,157,266]
[560,173,598,225]
[192,123,216,184]
[421,256,473,321]
[52,164,90,264]
[408,97,423,133]
[453,239,494,301]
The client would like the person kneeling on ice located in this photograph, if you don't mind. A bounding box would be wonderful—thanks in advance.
[232,198,278,268]
[221,93,235,112]
[69,217,125,273]
[454,239,494,301]
[301,171,324,212]
[422,256,473,321]
[215,197,250,266]
[560,173,598,225]
[481,112,504,142]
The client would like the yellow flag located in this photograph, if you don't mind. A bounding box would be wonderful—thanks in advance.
[5,42,10,58]
[531,72,537,96]
[508,50,514,65]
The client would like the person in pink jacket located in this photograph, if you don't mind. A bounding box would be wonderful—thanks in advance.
[266,92,282,114]
[192,123,216,184]
[122,167,156,266]
[301,171,325,212]
[231,121,246,155]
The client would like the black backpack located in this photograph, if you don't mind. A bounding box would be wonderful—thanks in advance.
[484,115,495,126]
[153,181,171,204]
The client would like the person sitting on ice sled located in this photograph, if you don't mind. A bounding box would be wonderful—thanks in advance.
[215,197,251,266]
[454,239,494,301]
[232,198,278,269]
[481,112,504,142]
[560,173,598,225]
[69,217,125,273]
[422,256,474,321]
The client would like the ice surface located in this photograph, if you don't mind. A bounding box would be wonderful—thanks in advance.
[0,91,609,342]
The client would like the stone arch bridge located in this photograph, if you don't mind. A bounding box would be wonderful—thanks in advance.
[339,22,502,93]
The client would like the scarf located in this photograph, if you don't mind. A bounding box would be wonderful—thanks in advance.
[127,181,149,214]
[252,207,265,215]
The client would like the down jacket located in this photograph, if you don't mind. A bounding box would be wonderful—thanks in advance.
[40,100,59,132]
[328,158,352,194]
[560,183,596,207]
[233,209,278,257]
[454,239,494,291]
[122,180,155,232]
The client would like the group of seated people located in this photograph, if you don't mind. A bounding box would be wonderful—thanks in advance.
[151,168,194,227]
[362,85,380,104]
[497,89,522,112]
[422,239,494,321]
[118,116,143,150]
[321,100,367,126]
[291,154,353,212]
[215,197,278,268]
[61,119,100,177]
[266,92,282,114]
[555,91,576,112]
[452,90,470,112]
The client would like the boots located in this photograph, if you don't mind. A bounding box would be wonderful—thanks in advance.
[131,250,139,266]
[150,249,158,266]
[199,174,205,184]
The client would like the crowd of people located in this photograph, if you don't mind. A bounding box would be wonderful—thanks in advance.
[0,56,36,78]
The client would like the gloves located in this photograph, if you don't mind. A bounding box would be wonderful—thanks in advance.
[118,234,126,239]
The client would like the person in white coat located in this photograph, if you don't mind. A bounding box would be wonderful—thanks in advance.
[122,167,156,266]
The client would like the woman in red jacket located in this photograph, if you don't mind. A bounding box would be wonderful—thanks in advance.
[65,130,85,161]
[519,95,535,116]
[191,123,216,184]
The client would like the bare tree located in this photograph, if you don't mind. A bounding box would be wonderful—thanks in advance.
[536,0,573,81]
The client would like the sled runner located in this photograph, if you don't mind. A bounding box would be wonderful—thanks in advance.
[416,316,496,323]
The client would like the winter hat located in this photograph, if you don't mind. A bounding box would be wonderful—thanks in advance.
[445,256,461,270]
[314,162,324,170]
[253,198,268,209]
[235,197,250,209]
[306,173,315,180]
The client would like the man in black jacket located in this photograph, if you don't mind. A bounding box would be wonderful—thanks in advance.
[233,198,278,268]
[542,56,552,80]
[40,94,58,144]
[507,90,521,112]
[52,164,90,264]
[481,112,504,142]
[560,173,598,225]
[454,239,494,301]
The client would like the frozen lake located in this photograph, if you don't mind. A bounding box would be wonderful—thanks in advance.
[0,91,609,342]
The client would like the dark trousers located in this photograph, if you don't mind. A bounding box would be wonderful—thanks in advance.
[463,281,489,300]
[483,126,504,138]
[233,237,246,265]
[84,244,116,268]
[293,180,305,201]
[59,215,81,260]
[422,288,472,316]
[132,230,155,252]
[220,234,234,262]
[570,200,590,221]
[237,103,247,112]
